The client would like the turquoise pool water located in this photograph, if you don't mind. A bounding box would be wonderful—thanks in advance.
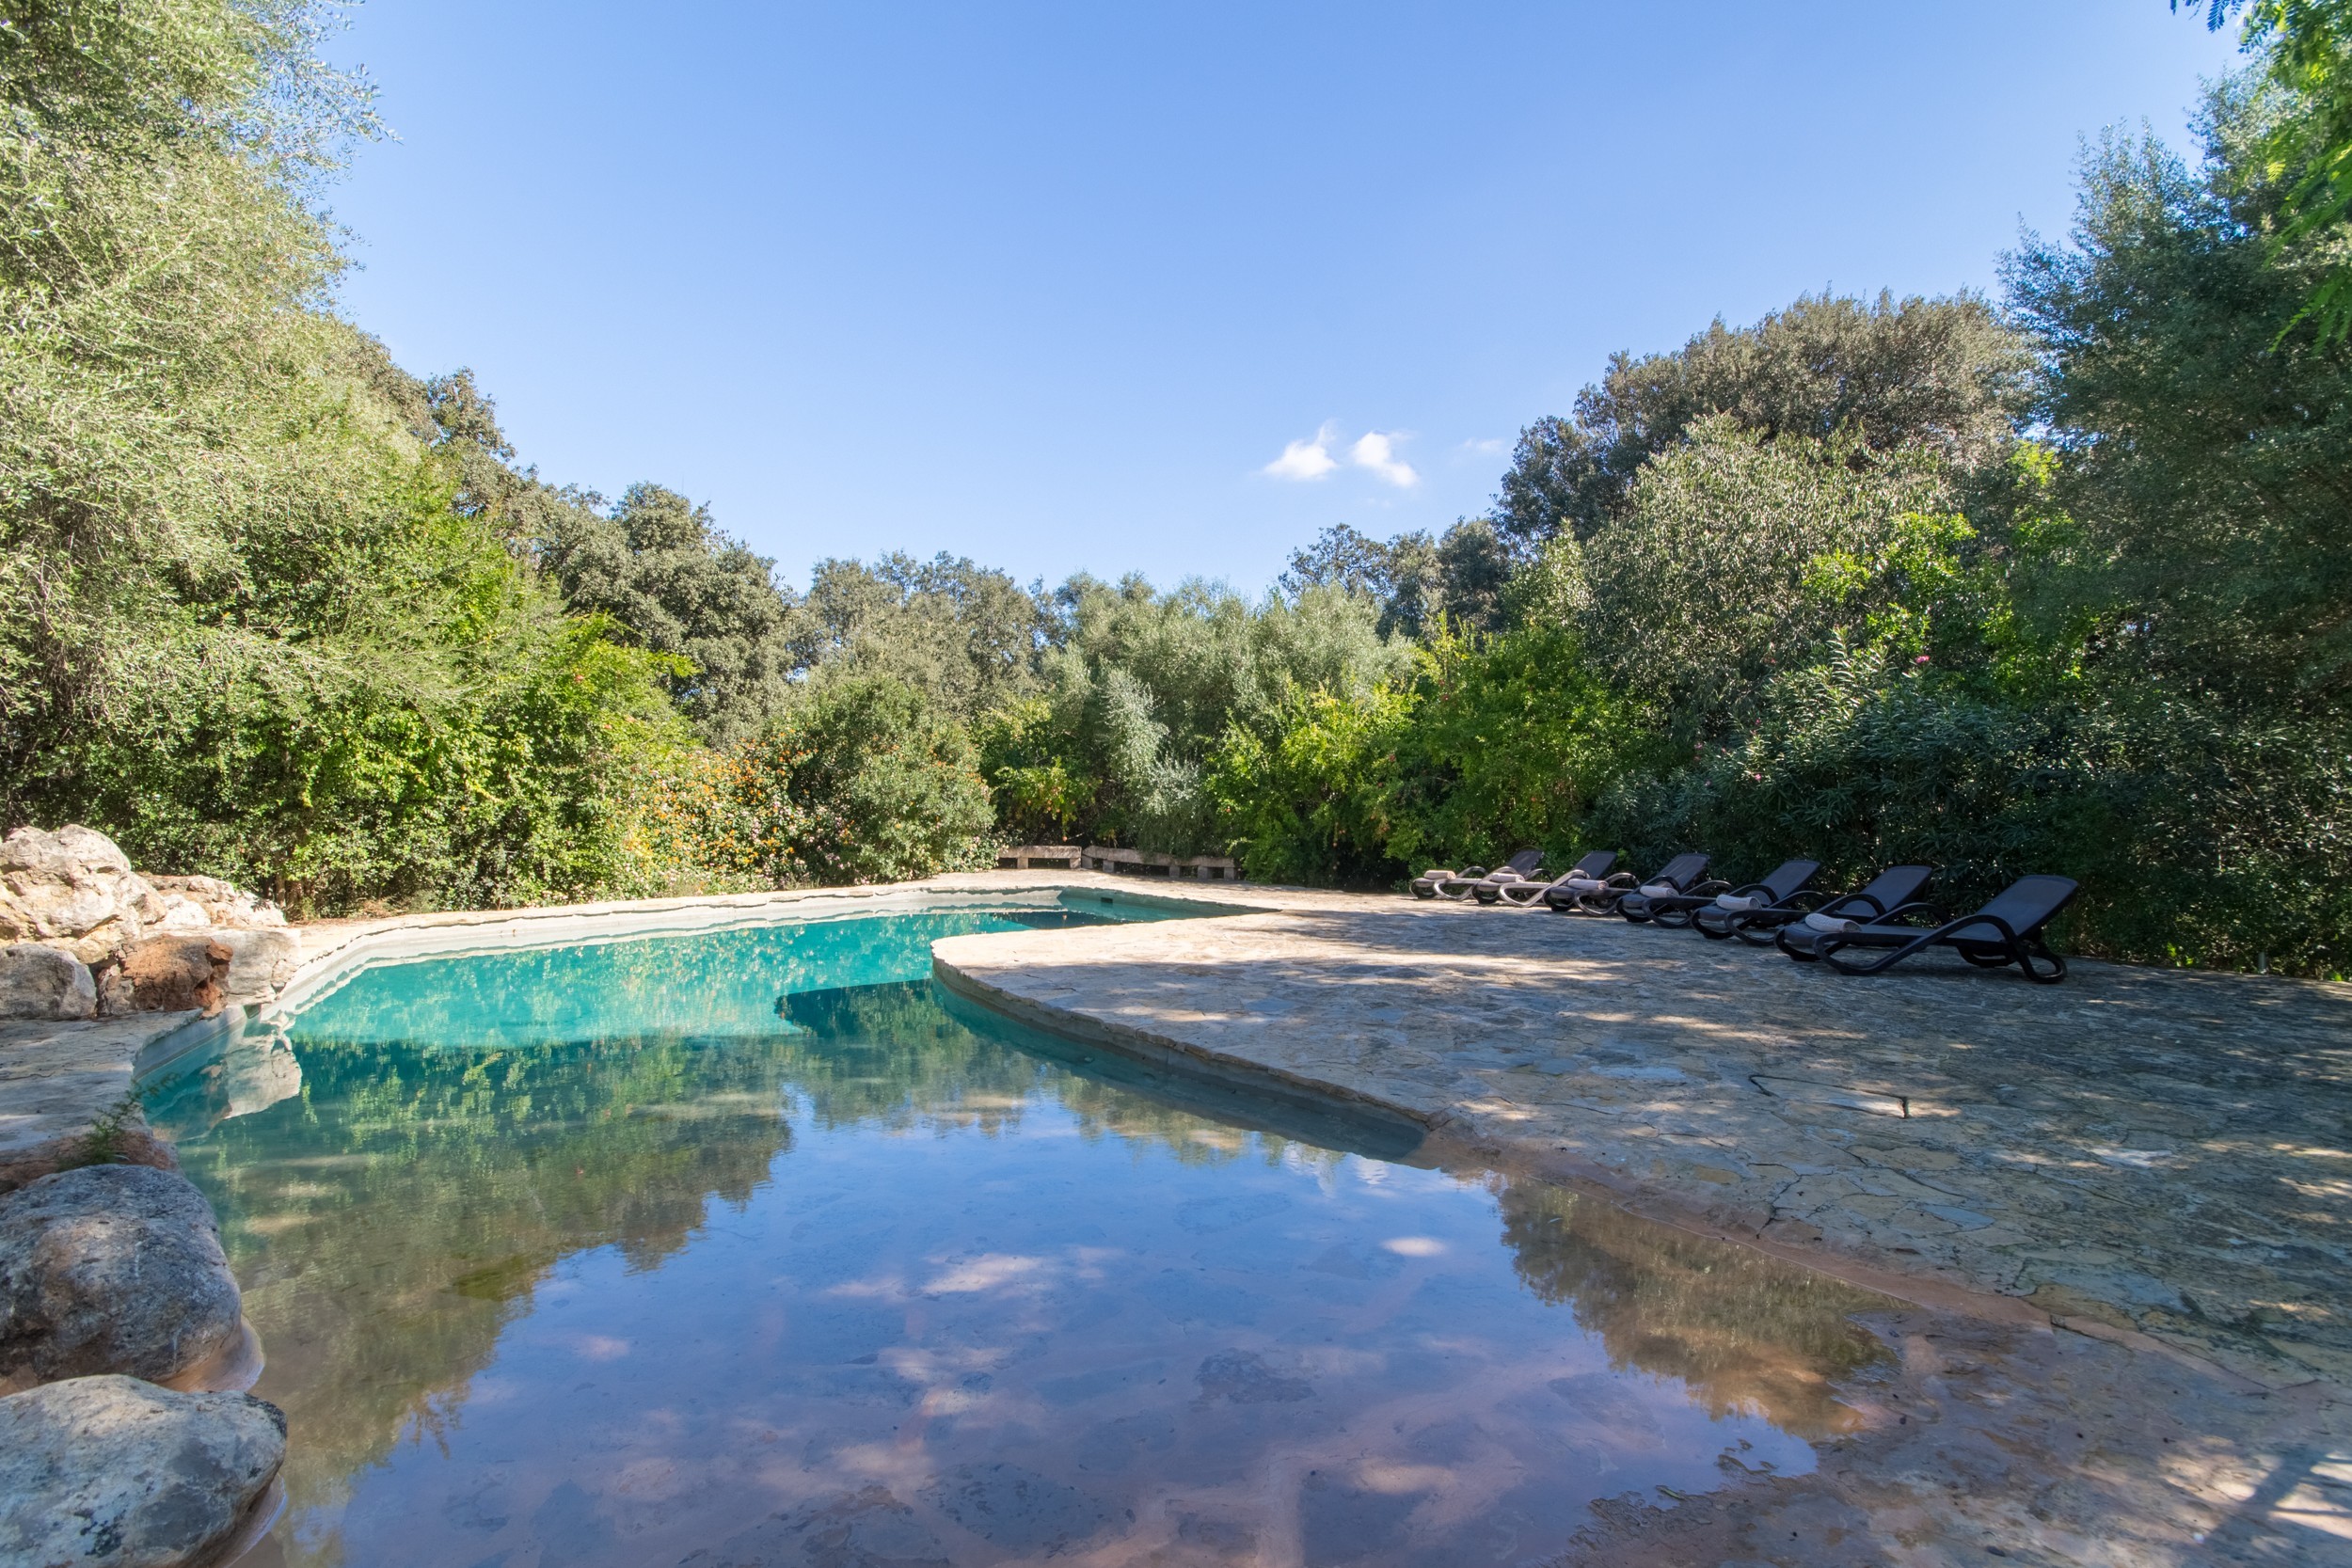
[152,895,1887,1568]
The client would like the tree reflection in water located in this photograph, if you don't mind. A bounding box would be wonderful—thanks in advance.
[1495,1180,1890,1436]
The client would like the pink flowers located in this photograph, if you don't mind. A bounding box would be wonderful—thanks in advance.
[1914,655,1931,664]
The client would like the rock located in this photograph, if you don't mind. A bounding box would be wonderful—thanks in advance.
[147,874,287,932]
[0,1375,284,1568]
[0,1164,245,1390]
[0,825,162,966]
[92,958,135,1016]
[0,944,96,1022]
[0,830,289,997]
[212,927,301,1004]
[49,826,132,879]
[115,934,231,1016]
[0,1018,183,1197]
[0,827,80,882]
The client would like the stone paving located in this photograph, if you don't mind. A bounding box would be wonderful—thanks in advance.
[929,876,2352,1394]
[0,1011,199,1190]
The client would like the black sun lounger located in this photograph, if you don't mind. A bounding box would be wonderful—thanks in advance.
[1623,858,1820,928]
[1547,851,1706,915]
[1695,863,1933,942]
[1412,847,1542,901]
[1777,874,2079,984]
[1485,849,1619,906]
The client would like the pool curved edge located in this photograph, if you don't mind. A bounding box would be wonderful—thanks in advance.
[929,943,2154,1367]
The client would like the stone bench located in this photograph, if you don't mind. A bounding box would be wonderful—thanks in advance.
[1078,847,1242,881]
[995,845,1085,870]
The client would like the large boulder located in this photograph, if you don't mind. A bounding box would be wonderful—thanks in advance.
[112,934,232,1017]
[0,943,96,1022]
[0,824,163,966]
[0,1164,246,1390]
[147,874,287,932]
[213,927,301,1005]
[0,1375,285,1568]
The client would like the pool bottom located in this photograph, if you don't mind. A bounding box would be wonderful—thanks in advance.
[152,907,1892,1568]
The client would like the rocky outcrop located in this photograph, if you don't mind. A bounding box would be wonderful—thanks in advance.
[0,943,96,1022]
[0,826,294,1017]
[214,927,301,1004]
[0,1018,183,1196]
[0,1164,246,1391]
[0,1375,284,1568]
[0,825,162,967]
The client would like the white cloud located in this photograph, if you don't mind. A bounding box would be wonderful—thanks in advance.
[1459,436,1508,456]
[1263,423,1419,487]
[1263,423,1340,481]
[1348,431,1419,488]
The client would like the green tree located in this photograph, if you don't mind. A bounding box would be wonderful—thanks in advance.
[0,0,706,914]
[1573,417,1956,747]
[794,552,1051,721]
[540,483,801,746]
[987,575,1412,854]
[1280,517,1517,638]
[1205,626,1642,886]
[2186,0,2352,340]
[1491,291,2027,549]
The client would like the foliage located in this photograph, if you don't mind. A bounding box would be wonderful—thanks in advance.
[1202,684,1416,884]
[539,482,801,746]
[2189,0,2352,340]
[794,552,1051,722]
[1281,517,1517,637]
[723,677,995,886]
[1384,626,1653,873]
[1574,417,1957,747]
[974,577,1411,855]
[1490,291,2028,549]
[975,698,1095,845]
[1203,626,1644,885]
[0,0,713,915]
[2008,90,2352,705]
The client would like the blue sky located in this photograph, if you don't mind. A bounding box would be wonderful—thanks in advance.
[322,2,2243,594]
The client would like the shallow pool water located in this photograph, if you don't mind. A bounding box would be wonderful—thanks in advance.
[152,895,1890,1568]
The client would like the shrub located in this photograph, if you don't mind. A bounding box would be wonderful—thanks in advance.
[731,678,994,886]
[1204,626,1645,886]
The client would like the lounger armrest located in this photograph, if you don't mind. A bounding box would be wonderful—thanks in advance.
[1877,901,1946,926]
[1781,889,1839,911]
[1685,879,1732,896]
[1602,872,1638,888]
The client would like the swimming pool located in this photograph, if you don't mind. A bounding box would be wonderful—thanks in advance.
[150,893,1889,1567]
